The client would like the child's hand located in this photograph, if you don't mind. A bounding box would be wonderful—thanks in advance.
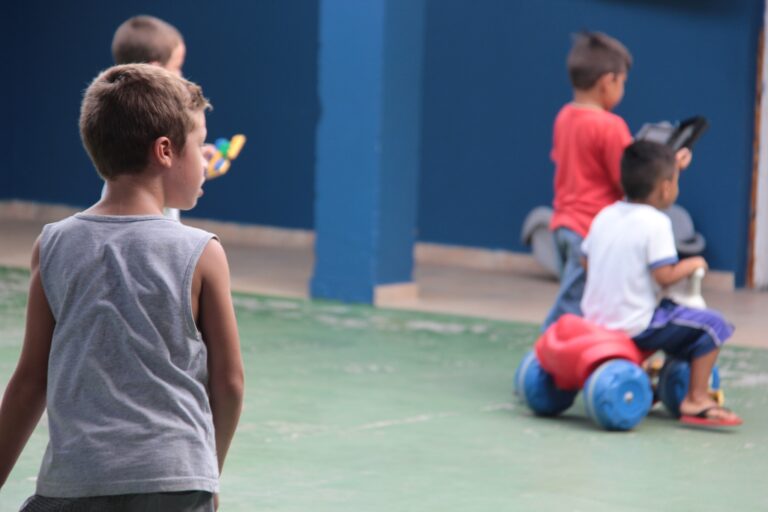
[676,147,692,170]
[653,256,707,286]
[687,256,708,274]
[203,143,217,162]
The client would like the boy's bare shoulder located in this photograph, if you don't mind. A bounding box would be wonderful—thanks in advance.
[197,237,229,277]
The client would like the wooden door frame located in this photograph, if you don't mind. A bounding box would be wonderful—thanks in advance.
[749,7,767,288]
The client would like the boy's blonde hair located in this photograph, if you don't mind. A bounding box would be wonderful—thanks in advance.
[112,15,183,67]
[567,31,632,90]
[80,63,211,180]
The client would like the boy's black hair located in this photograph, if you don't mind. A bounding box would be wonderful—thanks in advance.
[621,140,676,200]
[567,31,632,90]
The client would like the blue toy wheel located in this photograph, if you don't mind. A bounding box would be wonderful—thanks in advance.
[584,359,653,431]
[512,351,528,398]
[514,351,577,416]
[657,358,721,417]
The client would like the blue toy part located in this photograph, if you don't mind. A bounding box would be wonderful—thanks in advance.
[514,351,577,416]
[710,364,721,390]
[213,157,229,172]
[657,358,721,417]
[214,137,230,156]
[583,359,653,431]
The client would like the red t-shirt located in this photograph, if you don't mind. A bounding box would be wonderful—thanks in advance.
[549,103,632,237]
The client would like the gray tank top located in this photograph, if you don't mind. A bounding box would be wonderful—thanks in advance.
[36,213,219,497]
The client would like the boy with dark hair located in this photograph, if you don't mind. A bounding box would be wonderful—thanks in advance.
[581,140,741,427]
[566,31,632,90]
[0,64,245,510]
[542,31,692,329]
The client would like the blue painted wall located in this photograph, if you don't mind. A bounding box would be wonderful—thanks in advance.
[5,0,318,230]
[0,23,10,198]
[419,0,763,285]
[3,0,763,284]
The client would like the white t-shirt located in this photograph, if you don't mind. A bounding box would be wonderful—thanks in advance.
[581,201,678,336]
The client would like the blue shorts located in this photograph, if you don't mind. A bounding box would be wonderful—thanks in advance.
[632,299,733,361]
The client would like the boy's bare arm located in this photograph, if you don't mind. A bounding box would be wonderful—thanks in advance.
[652,256,707,287]
[0,239,54,487]
[196,239,244,473]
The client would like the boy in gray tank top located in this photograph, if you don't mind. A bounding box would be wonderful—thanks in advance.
[0,64,244,511]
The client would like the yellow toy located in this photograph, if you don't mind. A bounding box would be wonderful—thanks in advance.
[206,134,246,180]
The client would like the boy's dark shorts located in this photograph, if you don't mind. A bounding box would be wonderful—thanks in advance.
[20,491,214,512]
[632,299,733,360]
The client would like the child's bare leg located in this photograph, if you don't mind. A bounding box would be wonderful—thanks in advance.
[679,349,740,422]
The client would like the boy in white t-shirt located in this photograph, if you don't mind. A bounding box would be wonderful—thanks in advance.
[581,140,741,427]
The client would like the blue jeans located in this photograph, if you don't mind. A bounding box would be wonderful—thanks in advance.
[542,228,585,330]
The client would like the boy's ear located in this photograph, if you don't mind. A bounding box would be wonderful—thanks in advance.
[151,137,174,168]
[596,72,615,91]
[660,177,674,200]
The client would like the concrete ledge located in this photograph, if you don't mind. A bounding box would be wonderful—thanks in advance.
[415,241,550,275]
[0,200,314,249]
[374,282,419,306]
[702,271,734,292]
[183,218,314,249]
[0,200,79,222]
[0,200,737,291]
[415,241,734,292]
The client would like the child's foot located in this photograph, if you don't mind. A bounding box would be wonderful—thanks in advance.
[679,404,742,427]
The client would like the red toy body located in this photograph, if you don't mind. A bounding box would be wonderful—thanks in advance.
[534,314,650,391]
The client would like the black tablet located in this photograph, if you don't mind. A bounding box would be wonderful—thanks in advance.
[635,116,709,150]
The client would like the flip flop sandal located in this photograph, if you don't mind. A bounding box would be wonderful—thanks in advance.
[680,406,742,427]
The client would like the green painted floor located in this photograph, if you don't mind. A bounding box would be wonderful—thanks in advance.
[1,266,766,511]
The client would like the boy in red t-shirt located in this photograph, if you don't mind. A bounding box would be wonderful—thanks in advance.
[542,31,690,329]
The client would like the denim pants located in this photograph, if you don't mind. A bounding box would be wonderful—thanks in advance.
[542,227,585,330]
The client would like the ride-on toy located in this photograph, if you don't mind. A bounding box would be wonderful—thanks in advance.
[514,270,723,431]
[514,314,654,430]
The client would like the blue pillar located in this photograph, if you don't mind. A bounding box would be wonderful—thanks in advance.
[311,0,425,304]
